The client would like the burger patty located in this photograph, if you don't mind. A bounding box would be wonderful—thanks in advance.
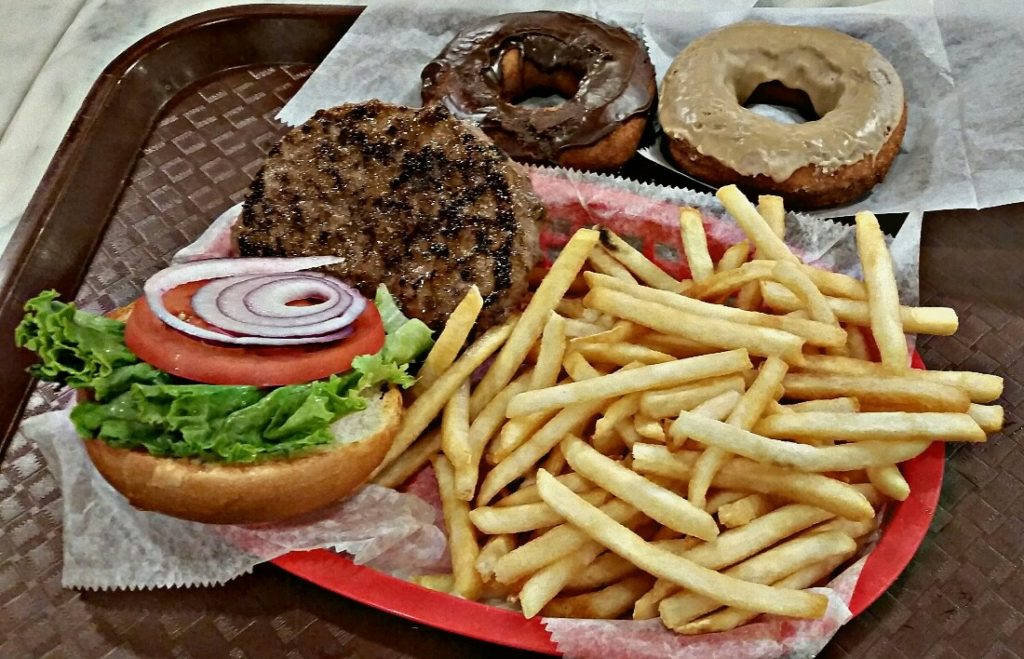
[233,101,543,330]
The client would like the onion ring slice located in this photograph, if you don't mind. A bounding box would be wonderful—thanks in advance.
[143,256,367,346]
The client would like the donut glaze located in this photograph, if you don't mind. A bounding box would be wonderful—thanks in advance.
[421,11,656,170]
[659,22,906,209]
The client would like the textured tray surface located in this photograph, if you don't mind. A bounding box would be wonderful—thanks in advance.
[2,60,1022,659]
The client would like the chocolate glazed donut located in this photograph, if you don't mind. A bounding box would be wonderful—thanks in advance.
[421,11,656,172]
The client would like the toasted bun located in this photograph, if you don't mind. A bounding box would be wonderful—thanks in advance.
[86,301,403,524]
[84,387,403,524]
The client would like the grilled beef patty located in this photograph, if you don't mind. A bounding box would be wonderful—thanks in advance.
[234,101,543,330]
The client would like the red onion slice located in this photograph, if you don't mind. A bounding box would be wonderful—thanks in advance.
[143,256,366,346]
[191,274,364,337]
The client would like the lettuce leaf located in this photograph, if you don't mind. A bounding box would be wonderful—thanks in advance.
[17,289,433,463]
[15,290,139,390]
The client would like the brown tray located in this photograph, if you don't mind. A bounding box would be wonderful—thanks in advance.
[1,4,1022,657]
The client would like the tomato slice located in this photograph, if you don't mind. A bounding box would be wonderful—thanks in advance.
[124,281,385,386]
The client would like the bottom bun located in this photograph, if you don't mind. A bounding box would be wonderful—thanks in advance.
[84,387,403,524]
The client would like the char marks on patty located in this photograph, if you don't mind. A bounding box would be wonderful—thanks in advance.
[234,101,543,330]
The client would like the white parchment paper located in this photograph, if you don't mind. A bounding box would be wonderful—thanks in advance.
[277,0,1024,217]
[18,405,448,589]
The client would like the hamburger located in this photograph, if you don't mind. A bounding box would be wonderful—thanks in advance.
[15,259,433,525]
[15,100,543,525]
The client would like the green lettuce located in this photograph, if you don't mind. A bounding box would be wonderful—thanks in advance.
[16,289,433,463]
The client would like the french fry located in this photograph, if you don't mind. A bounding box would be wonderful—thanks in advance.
[519,541,606,618]
[799,354,1002,403]
[634,412,667,442]
[494,472,592,507]
[767,397,861,415]
[532,313,567,390]
[668,390,743,450]
[845,323,872,360]
[412,573,455,593]
[735,196,783,312]
[486,409,557,465]
[564,318,606,338]
[761,281,957,335]
[586,287,805,362]
[782,372,971,413]
[659,531,856,629]
[372,428,441,489]
[637,333,716,358]
[594,392,642,447]
[469,489,610,534]
[717,494,776,529]
[757,195,786,238]
[687,357,788,509]
[493,499,642,584]
[632,444,875,521]
[432,455,484,599]
[694,260,867,302]
[716,241,751,274]
[810,512,880,540]
[479,358,607,503]
[716,185,800,264]
[771,261,840,328]
[704,490,748,514]
[677,553,849,634]
[968,403,1005,433]
[555,298,587,320]
[866,464,910,501]
[753,411,986,443]
[463,371,533,497]
[543,574,656,619]
[507,349,752,418]
[680,208,714,283]
[471,228,598,416]
[589,245,639,283]
[475,534,517,582]
[598,227,681,291]
[380,319,515,470]
[413,285,483,395]
[442,380,473,499]
[641,375,746,421]
[633,503,837,619]
[562,436,720,540]
[585,272,845,349]
[540,444,568,476]
[565,551,641,592]
[675,412,933,472]
[537,471,829,619]
[856,211,908,372]
[577,341,675,366]
[615,418,644,448]
[569,320,645,350]
[689,261,770,300]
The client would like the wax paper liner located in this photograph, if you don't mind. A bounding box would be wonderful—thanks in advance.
[527,165,922,307]
[542,557,864,659]
[17,406,449,590]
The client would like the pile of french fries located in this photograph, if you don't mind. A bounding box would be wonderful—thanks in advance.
[371,184,1004,634]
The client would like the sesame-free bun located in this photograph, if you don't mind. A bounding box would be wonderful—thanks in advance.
[84,387,402,524]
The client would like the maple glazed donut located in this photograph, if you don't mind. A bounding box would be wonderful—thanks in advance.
[421,11,656,171]
[659,22,907,209]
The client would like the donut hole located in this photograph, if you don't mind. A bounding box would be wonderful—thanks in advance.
[498,47,582,108]
[742,80,822,124]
